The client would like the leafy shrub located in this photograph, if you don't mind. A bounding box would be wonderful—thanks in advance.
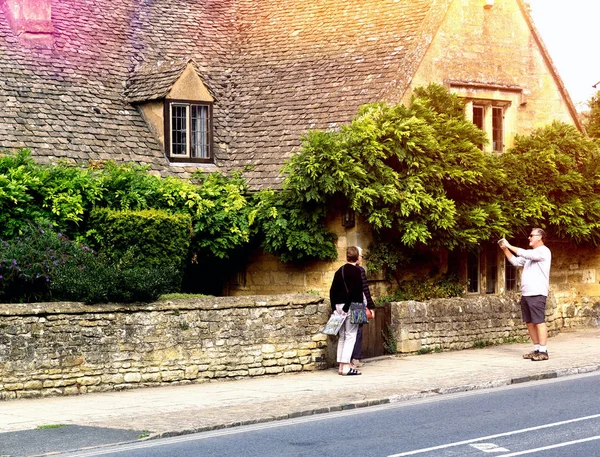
[51,254,181,304]
[0,222,180,304]
[376,274,465,304]
[0,222,92,303]
[0,149,102,240]
[87,208,192,269]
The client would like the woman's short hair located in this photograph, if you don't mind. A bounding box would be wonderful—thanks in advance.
[346,246,359,262]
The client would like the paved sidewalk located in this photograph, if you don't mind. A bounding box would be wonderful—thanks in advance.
[1,328,599,440]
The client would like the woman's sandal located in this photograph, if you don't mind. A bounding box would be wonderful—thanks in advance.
[341,368,361,376]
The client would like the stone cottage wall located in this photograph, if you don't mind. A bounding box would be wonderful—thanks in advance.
[0,294,331,400]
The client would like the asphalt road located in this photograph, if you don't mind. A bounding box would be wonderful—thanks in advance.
[43,371,600,457]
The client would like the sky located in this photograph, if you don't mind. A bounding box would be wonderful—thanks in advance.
[527,0,600,111]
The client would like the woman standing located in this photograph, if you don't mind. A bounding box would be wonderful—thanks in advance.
[329,246,364,375]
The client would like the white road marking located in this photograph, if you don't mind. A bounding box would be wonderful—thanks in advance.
[498,435,600,456]
[470,443,510,452]
[387,413,600,457]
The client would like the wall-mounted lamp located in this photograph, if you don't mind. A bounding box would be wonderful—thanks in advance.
[484,0,494,9]
[342,209,355,228]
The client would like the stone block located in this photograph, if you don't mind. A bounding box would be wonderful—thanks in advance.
[399,339,421,353]
[23,380,43,390]
[185,366,199,379]
[161,370,184,382]
[123,372,142,383]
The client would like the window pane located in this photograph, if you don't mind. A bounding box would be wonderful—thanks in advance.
[472,106,484,150]
[492,107,503,152]
[171,105,187,156]
[505,258,518,292]
[473,106,484,130]
[467,250,479,293]
[191,105,209,158]
[485,244,497,294]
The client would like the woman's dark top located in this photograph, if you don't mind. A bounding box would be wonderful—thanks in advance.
[329,263,364,313]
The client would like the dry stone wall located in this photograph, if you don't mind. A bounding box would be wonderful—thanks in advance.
[2,292,597,400]
[392,294,561,353]
[0,295,331,400]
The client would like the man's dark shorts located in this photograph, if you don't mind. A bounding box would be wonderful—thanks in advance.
[520,295,546,324]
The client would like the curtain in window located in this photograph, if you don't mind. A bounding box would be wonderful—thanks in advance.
[191,105,208,158]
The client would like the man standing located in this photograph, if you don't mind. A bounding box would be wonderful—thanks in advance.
[499,228,551,361]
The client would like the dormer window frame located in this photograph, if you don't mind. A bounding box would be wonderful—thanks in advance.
[164,98,214,164]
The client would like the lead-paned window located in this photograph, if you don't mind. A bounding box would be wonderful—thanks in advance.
[166,101,212,163]
[492,106,504,152]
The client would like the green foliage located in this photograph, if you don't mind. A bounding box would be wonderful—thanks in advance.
[382,324,397,354]
[363,236,412,278]
[499,121,600,243]
[87,208,192,269]
[473,339,495,349]
[0,152,253,262]
[0,150,102,238]
[251,189,338,262]
[0,222,91,303]
[0,222,179,304]
[376,274,465,303]
[94,163,252,260]
[584,89,600,139]
[51,254,181,304]
[158,293,212,300]
[272,84,510,266]
[268,84,600,271]
[188,171,252,259]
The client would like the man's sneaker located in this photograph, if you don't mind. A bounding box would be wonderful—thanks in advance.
[531,351,549,361]
[523,350,539,359]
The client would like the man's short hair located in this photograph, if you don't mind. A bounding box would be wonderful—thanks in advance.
[533,228,547,242]
[346,246,359,262]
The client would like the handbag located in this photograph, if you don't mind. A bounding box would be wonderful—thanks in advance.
[342,265,369,325]
[322,313,347,335]
[349,301,369,324]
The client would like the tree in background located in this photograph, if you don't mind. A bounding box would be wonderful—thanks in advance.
[583,89,600,140]
[499,121,600,244]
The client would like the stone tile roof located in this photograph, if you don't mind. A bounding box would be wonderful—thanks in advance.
[0,0,452,189]
[125,58,195,104]
[229,0,452,189]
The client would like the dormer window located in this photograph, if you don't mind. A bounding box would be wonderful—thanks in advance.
[124,59,216,166]
[166,100,213,162]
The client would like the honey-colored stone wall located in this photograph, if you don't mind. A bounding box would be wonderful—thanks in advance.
[549,241,600,329]
[227,209,386,297]
[391,294,556,353]
[0,295,331,400]
[2,292,597,400]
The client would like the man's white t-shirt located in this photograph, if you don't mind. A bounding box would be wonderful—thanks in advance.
[508,245,551,296]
